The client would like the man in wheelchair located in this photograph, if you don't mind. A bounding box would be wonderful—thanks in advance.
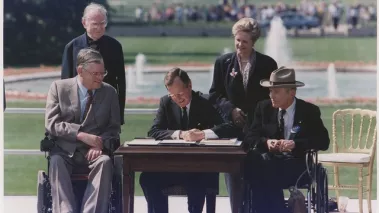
[44,48,121,213]
[243,67,330,213]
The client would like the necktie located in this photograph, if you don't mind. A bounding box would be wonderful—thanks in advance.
[181,107,188,130]
[82,90,93,122]
[279,109,286,139]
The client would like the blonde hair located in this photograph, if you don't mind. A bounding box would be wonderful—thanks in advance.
[82,3,108,22]
[232,18,261,44]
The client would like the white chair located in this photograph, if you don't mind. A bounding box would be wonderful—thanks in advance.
[318,108,376,213]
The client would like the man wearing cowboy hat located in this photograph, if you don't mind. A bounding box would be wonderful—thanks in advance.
[243,67,330,213]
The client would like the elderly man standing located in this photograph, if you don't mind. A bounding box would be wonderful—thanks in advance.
[61,3,126,125]
[46,48,120,213]
[244,67,330,213]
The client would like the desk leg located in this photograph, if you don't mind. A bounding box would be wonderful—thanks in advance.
[130,171,135,213]
[123,157,134,213]
[230,173,243,213]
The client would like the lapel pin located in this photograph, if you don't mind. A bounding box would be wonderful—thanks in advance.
[291,125,301,134]
[230,68,238,78]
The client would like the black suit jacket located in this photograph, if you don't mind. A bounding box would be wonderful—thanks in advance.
[61,33,126,124]
[244,98,330,158]
[148,91,240,140]
[209,51,278,128]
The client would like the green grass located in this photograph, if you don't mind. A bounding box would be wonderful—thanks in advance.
[4,104,377,198]
[6,101,46,108]
[117,37,377,64]
[6,101,158,109]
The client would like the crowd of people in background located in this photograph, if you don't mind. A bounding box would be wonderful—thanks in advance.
[133,0,377,30]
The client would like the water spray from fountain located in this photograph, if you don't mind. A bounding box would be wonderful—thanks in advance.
[126,66,141,93]
[135,53,153,86]
[327,63,338,98]
[221,47,232,55]
[264,16,292,67]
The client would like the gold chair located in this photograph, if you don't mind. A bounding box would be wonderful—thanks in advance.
[318,108,377,213]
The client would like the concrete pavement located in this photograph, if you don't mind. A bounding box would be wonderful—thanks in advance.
[4,196,377,213]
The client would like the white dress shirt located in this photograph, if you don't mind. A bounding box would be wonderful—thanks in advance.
[278,98,296,140]
[171,101,218,140]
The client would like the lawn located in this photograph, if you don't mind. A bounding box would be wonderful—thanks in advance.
[4,103,377,199]
[116,37,377,64]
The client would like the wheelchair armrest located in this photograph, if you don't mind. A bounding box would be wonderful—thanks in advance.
[305,149,319,183]
[40,132,55,152]
[305,149,318,165]
[103,138,120,156]
[42,132,120,156]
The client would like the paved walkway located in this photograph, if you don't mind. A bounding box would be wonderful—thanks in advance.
[4,196,377,213]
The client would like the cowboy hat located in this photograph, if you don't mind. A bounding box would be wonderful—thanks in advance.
[260,66,305,88]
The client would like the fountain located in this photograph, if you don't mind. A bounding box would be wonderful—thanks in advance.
[135,53,146,85]
[222,47,232,55]
[126,66,141,93]
[327,63,338,98]
[135,53,154,86]
[264,16,292,67]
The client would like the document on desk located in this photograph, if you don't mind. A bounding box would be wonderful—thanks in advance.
[198,138,242,146]
[126,139,160,146]
[159,140,198,146]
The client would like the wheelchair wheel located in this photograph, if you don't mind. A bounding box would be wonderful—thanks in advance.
[37,170,53,213]
[316,164,328,213]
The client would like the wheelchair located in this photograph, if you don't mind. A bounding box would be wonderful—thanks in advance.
[287,150,329,213]
[37,133,123,213]
[243,150,329,213]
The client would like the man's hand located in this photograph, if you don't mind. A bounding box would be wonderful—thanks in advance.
[181,129,205,141]
[85,147,102,161]
[267,139,281,152]
[232,108,246,128]
[77,132,103,149]
[279,140,295,152]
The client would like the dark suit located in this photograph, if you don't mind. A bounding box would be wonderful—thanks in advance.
[244,98,330,213]
[61,33,126,124]
[140,91,239,213]
[209,51,278,131]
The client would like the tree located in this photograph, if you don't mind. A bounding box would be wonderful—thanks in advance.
[4,0,110,67]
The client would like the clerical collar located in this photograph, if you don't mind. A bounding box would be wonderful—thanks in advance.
[86,33,102,46]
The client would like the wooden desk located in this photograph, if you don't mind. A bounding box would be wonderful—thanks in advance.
[114,145,247,213]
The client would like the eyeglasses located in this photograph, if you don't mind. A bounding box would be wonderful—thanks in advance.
[83,68,108,77]
[168,92,185,98]
[88,21,107,28]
